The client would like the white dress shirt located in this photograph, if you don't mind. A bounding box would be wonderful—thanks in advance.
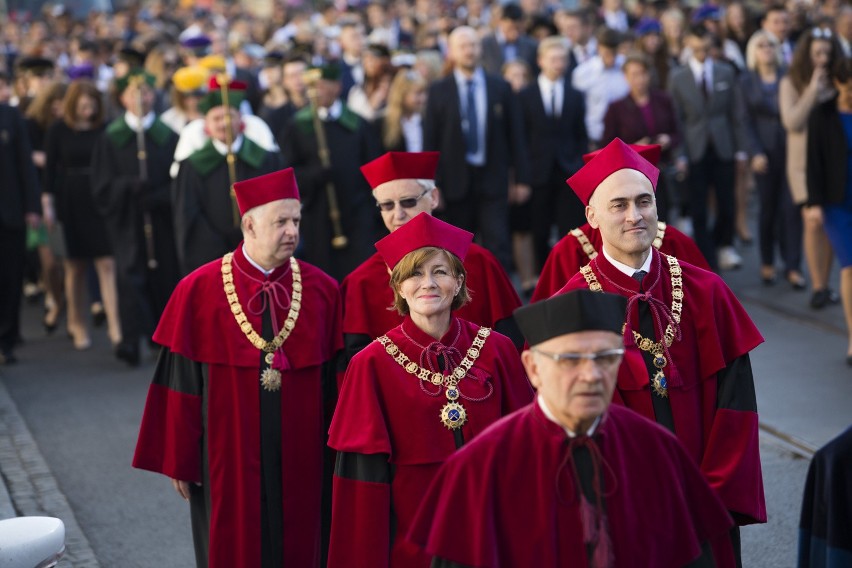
[571,54,629,142]
[124,111,156,132]
[401,114,423,152]
[454,67,488,166]
[602,246,653,278]
[537,75,564,117]
[538,395,601,437]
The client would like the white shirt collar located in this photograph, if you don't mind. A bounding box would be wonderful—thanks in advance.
[453,66,483,88]
[242,244,274,276]
[602,245,653,278]
[537,74,562,90]
[537,395,600,437]
[124,111,155,132]
[317,99,343,121]
[688,57,712,82]
[211,134,244,156]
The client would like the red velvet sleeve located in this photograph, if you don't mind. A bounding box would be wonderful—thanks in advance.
[531,235,587,302]
[132,349,203,483]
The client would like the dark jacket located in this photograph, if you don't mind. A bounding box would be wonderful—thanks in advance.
[423,71,530,200]
[602,89,681,162]
[738,71,786,157]
[518,77,587,185]
[0,104,40,230]
[806,97,847,207]
[481,33,538,76]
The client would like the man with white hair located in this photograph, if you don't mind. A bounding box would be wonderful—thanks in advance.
[134,168,342,568]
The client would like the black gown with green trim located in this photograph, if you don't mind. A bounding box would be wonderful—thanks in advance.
[173,137,284,275]
[91,114,180,349]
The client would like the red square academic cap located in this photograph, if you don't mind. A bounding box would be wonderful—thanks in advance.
[360,151,440,190]
[566,139,661,205]
[375,212,473,269]
[233,168,300,216]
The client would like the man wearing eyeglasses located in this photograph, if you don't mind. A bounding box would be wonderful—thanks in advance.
[555,138,765,566]
[409,289,736,567]
[338,151,523,377]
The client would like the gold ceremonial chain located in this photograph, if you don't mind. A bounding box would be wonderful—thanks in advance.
[579,255,683,397]
[221,253,303,391]
[376,327,491,430]
[571,222,667,261]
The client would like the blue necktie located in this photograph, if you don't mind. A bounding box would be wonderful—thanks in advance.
[466,79,479,154]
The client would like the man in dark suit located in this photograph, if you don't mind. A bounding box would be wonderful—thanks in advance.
[481,3,538,76]
[424,26,530,270]
[518,36,588,271]
[337,19,365,101]
[668,25,747,271]
[0,100,40,364]
[557,8,597,78]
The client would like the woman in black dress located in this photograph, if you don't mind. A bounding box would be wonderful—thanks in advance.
[44,80,120,351]
[24,81,66,333]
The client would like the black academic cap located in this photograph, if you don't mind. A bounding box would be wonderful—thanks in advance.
[118,46,146,67]
[513,289,627,347]
[16,56,55,75]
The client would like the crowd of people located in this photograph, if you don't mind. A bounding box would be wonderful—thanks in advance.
[0,0,850,566]
[1,0,851,368]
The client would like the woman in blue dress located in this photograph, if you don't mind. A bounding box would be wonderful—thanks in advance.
[806,55,852,365]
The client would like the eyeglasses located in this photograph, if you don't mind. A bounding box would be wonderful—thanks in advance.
[532,348,625,369]
[375,188,432,211]
[811,28,833,39]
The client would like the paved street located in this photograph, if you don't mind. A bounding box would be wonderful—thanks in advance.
[1,221,850,567]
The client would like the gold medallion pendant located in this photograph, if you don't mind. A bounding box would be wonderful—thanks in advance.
[440,401,467,430]
[652,371,668,398]
[261,368,282,392]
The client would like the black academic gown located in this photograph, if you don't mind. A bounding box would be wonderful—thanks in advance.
[173,137,284,275]
[91,115,180,349]
[280,104,382,282]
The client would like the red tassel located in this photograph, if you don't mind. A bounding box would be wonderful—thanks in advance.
[272,349,290,371]
[579,495,614,568]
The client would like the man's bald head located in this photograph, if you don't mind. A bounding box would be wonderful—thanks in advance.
[448,26,481,72]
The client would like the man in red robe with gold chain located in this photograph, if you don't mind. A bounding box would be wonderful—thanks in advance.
[340,151,523,371]
[133,168,342,568]
[532,144,709,302]
[409,289,736,567]
[555,138,766,565]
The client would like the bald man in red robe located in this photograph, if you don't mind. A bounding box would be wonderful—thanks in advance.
[532,144,709,302]
[409,290,736,567]
[554,138,765,565]
[339,152,523,373]
[133,168,342,568]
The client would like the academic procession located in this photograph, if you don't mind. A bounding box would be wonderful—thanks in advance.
[1,1,851,567]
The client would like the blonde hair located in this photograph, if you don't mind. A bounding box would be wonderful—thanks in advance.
[537,35,569,58]
[383,69,426,150]
[745,30,781,71]
[389,247,470,315]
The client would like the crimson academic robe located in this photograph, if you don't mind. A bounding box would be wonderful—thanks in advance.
[340,245,524,366]
[409,402,736,568]
[556,249,766,530]
[327,316,534,568]
[133,245,342,568]
[532,221,710,303]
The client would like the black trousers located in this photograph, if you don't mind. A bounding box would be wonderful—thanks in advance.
[688,147,735,270]
[756,156,801,273]
[439,166,512,271]
[530,168,586,272]
[0,227,26,353]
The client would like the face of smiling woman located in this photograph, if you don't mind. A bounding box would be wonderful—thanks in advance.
[397,251,463,324]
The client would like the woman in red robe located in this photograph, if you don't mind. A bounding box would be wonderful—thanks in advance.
[327,212,533,568]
